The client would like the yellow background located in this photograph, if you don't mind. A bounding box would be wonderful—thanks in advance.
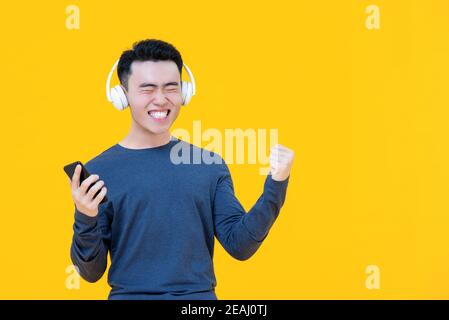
[0,0,448,299]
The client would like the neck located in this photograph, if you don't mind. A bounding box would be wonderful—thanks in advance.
[119,121,171,149]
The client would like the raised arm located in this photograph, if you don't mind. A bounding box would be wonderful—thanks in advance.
[213,144,294,261]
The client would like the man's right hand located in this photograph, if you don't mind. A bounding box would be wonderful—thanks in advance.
[68,164,108,217]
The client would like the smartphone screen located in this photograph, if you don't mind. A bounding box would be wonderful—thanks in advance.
[63,161,108,204]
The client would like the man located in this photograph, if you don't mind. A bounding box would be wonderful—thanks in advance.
[68,39,295,300]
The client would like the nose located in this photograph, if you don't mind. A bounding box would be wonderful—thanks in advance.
[152,89,168,106]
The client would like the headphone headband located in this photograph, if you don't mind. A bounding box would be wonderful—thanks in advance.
[106,58,120,102]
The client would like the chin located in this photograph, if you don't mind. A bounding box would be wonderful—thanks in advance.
[145,125,171,135]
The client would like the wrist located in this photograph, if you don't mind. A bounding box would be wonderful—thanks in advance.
[74,208,98,226]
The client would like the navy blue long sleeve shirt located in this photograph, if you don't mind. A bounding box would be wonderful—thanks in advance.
[70,137,290,300]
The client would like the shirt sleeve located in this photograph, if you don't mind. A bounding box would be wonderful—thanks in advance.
[212,163,290,261]
[70,200,113,282]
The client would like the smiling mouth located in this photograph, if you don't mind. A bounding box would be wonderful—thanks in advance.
[148,109,171,120]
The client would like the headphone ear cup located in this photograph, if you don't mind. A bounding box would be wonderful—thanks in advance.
[110,85,128,110]
[181,81,192,105]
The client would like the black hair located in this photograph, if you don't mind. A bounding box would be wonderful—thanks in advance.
[117,39,183,90]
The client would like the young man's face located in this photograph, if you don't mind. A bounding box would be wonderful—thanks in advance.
[124,60,182,135]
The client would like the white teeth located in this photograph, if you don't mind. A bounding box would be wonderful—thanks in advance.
[148,110,168,119]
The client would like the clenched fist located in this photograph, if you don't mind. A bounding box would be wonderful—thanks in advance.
[269,144,295,181]
[68,164,108,217]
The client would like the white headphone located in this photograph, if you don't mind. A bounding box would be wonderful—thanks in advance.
[106,58,196,111]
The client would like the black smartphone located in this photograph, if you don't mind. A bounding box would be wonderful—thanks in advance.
[63,161,108,204]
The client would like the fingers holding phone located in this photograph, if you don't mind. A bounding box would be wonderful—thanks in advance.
[69,163,82,189]
[68,164,108,217]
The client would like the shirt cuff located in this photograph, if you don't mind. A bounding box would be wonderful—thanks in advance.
[264,174,290,203]
[74,208,98,226]
[266,173,290,188]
